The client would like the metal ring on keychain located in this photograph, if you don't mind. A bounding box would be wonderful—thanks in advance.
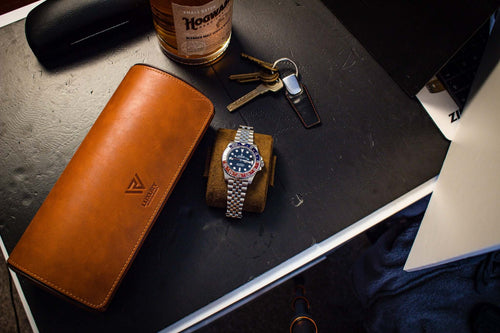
[273,57,299,77]
[273,58,302,95]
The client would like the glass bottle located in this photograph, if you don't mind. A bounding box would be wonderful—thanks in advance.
[149,0,233,65]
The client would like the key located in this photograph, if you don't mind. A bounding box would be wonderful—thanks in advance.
[227,79,283,112]
[229,70,280,83]
[240,53,277,72]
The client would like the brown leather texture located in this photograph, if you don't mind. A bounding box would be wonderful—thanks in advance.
[7,64,214,311]
[205,129,275,213]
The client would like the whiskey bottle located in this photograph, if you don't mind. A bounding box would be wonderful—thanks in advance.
[150,0,233,65]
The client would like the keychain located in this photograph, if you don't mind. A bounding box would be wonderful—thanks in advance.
[273,58,321,128]
[227,53,321,129]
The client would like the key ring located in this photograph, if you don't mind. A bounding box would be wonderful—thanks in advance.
[273,58,299,77]
[273,57,302,96]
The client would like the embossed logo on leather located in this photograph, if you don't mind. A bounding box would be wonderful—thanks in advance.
[142,183,159,207]
[125,173,146,194]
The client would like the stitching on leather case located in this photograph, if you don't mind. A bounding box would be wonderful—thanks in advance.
[9,65,214,309]
[8,261,99,308]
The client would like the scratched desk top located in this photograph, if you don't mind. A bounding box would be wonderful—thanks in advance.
[0,0,448,331]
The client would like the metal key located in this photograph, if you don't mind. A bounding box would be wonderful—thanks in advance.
[229,70,280,83]
[227,79,283,112]
[240,53,277,72]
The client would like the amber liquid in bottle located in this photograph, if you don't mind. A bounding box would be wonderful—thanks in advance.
[150,0,233,65]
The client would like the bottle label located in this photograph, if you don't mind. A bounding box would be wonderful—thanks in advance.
[172,0,233,56]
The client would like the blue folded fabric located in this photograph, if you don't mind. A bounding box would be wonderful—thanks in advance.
[352,218,500,333]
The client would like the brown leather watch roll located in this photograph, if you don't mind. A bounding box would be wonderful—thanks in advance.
[7,64,214,311]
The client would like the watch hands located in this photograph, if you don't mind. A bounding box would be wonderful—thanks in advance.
[231,157,253,164]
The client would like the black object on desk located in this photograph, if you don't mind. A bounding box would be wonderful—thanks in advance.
[0,0,449,332]
[25,0,152,65]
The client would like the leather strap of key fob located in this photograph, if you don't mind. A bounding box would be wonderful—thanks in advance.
[286,83,321,129]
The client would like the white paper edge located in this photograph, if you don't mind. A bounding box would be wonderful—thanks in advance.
[160,176,438,333]
[0,0,45,28]
[0,236,39,333]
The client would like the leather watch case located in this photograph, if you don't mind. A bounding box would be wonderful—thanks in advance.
[7,64,214,311]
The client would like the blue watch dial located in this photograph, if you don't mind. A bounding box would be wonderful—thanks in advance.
[227,147,255,173]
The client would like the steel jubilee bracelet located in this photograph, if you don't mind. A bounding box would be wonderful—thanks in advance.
[221,125,264,218]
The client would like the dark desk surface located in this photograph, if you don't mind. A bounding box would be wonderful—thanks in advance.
[0,0,449,332]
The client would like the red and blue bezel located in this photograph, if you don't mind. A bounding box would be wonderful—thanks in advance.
[222,142,262,179]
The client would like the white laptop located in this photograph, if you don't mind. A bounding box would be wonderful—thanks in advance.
[405,17,500,271]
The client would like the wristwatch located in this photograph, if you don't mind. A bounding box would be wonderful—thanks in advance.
[222,125,264,218]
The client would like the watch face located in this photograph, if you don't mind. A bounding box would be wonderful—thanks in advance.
[222,142,262,179]
[227,146,255,173]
